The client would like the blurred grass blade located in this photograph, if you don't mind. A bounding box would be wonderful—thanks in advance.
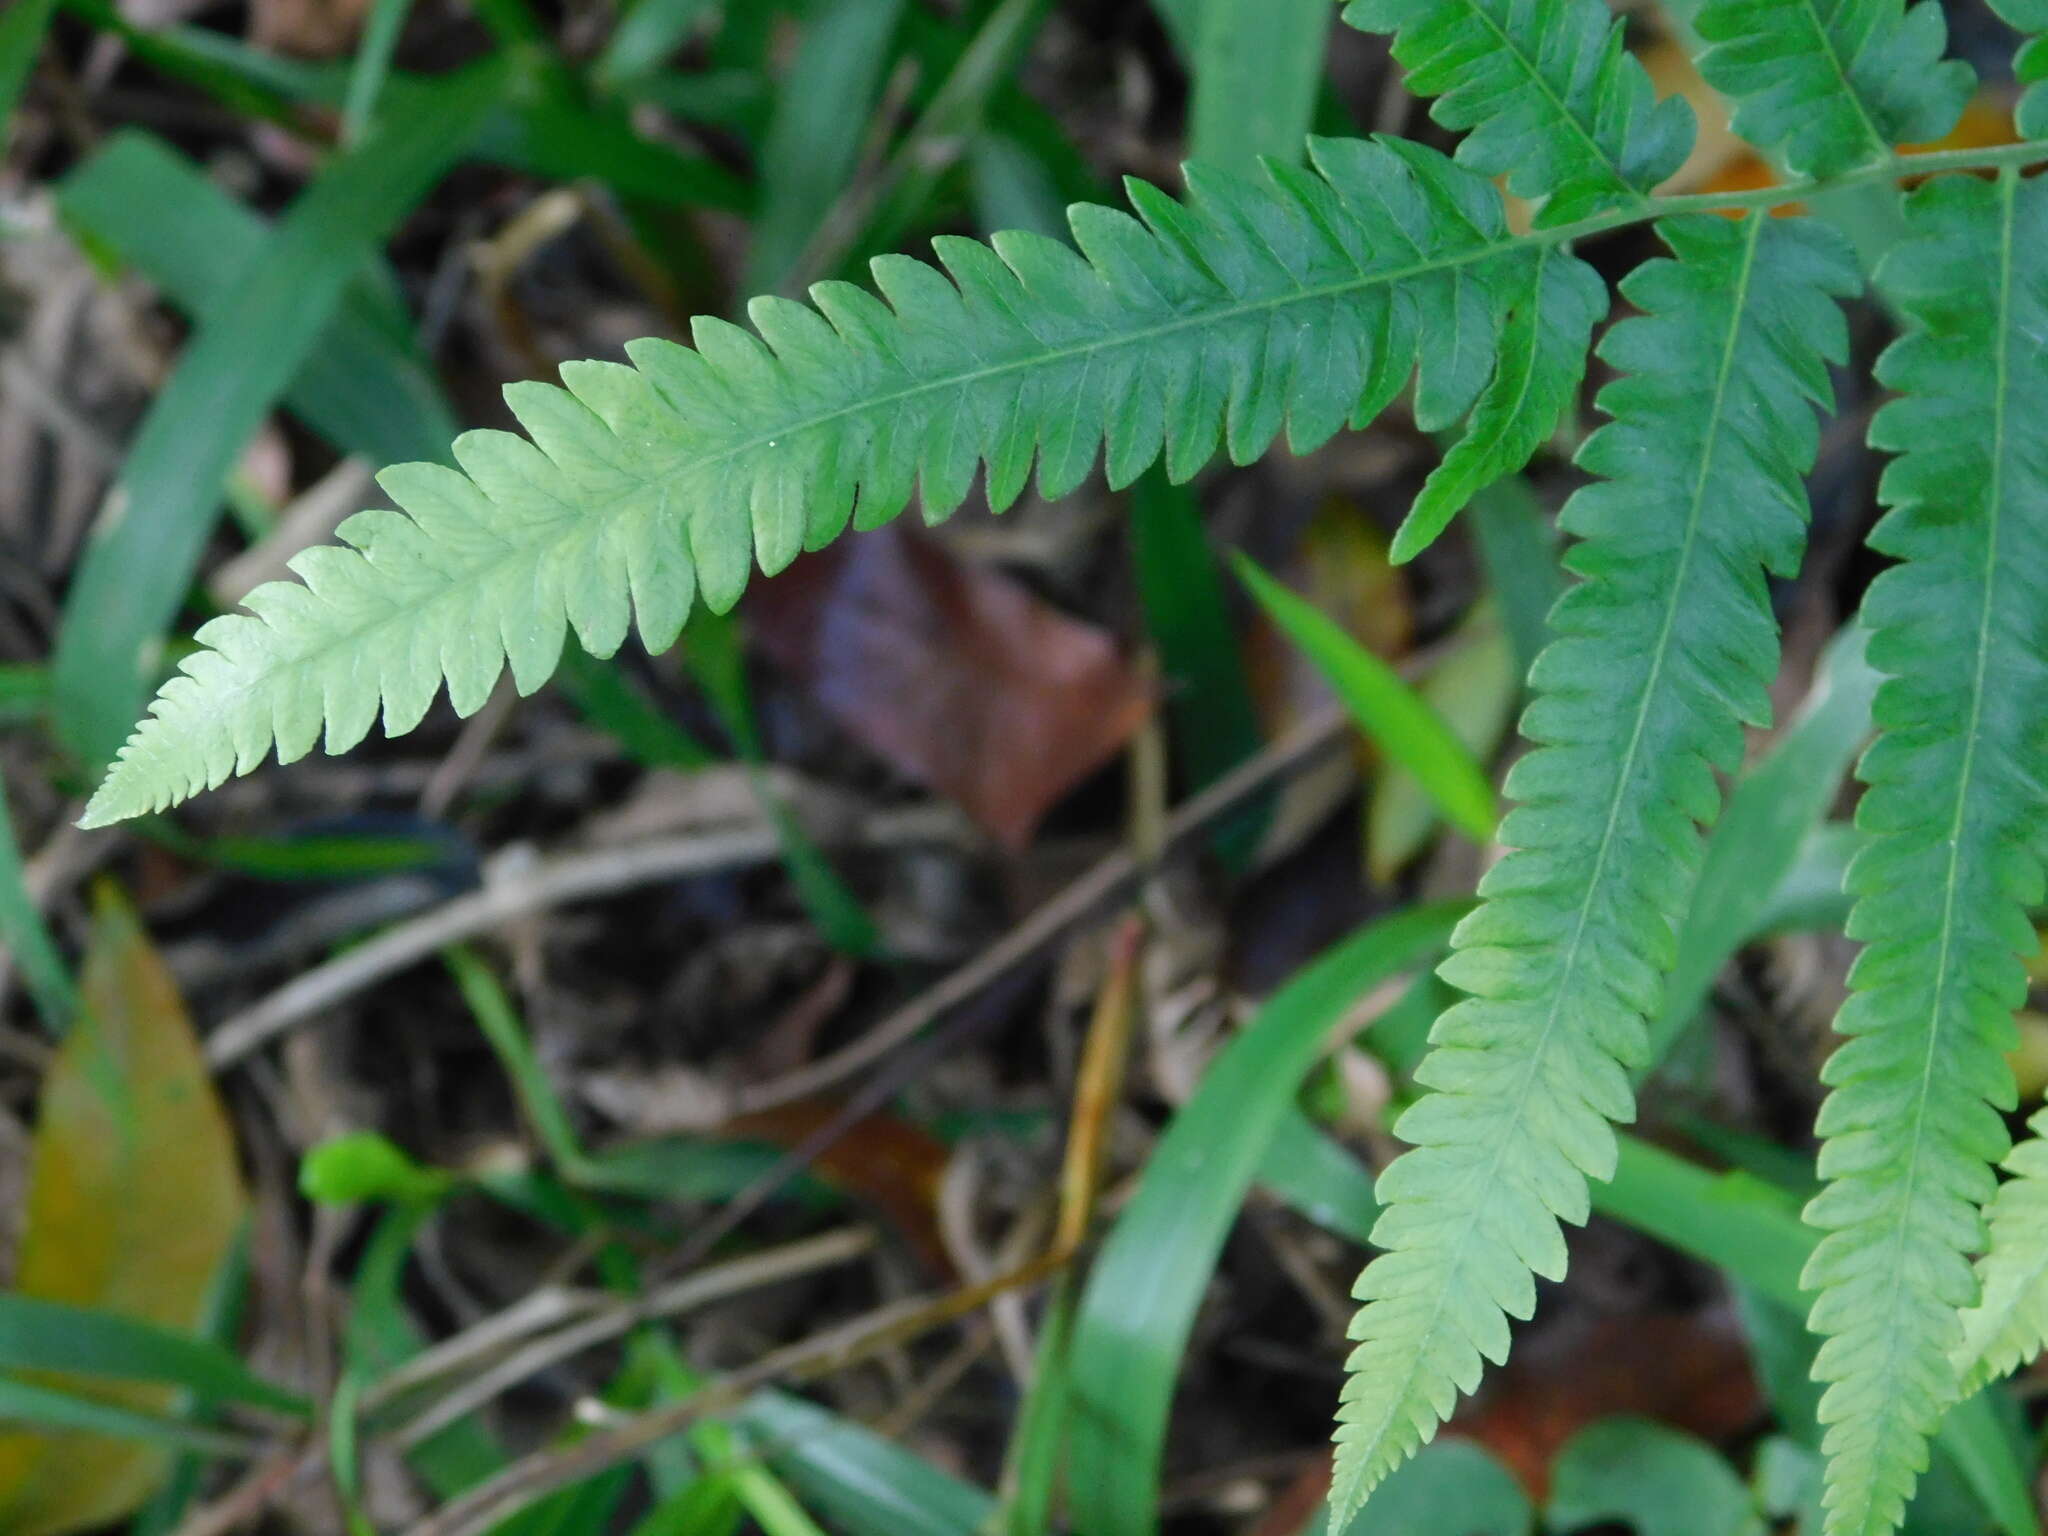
[341,0,416,142]
[0,885,247,1536]
[0,1297,303,1417]
[1000,1284,1075,1536]
[50,63,505,775]
[1466,470,1564,682]
[57,130,457,469]
[686,610,877,957]
[597,0,720,88]
[1131,476,1265,856]
[1233,552,1498,842]
[1257,1108,1380,1247]
[446,946,590,1177]
[737,1391,995,1536]
[1646,621,1879,1067]
[0,779,75,1034]
[1369,609,1516,881]
[0,0,55,142]
[0,1378,256,1461]
[745,0,908,292]
[555,649,715,771]
[1066,902,1465,1536]
[0,664,48,726]
[1188,0,1327,167]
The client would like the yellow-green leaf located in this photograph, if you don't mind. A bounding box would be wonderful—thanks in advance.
[0,884,247,1536]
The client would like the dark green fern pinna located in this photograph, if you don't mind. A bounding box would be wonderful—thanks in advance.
[79,0,2048,1531]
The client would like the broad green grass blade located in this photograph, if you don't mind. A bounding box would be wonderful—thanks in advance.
[0,1378,256,1461]
[744,0,908,292]
[50,66,503,775]
[1259,1108,1381,1246]
[999,1283,1074,1536]
[737,1392,995,1536]
[0,779,74,1035]
[56,130,457,469]
[1189,0,1328,169]
[1233,553,1498,842]
[596,0,720,89]
[0,1297,303,1417]
[0,0,55,143]
[1066,902,1465,1536]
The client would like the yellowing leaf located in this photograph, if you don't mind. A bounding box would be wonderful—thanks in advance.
[0,884,247,1536]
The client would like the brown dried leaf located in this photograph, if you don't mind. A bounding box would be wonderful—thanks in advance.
[0,885,247,1536]
[750,526,1152,850]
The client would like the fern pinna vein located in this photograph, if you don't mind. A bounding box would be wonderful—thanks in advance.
[1803,167,2048,1536]
[1330,209,1861,1518]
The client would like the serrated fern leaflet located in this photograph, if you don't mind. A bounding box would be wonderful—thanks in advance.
[1989,0,2048,137]
[1693,0,1971,177]
[1341,0,1693,224]
[1330,212,1858,1519]
[1953,1107,2048,1399]
[81,138,1595,828]
[1801,168,2048,1536]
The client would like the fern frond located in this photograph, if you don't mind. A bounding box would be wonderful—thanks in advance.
[1989,0,2048,137]
[1801,168,2048,1536]
[1693,0,1972,178]
[82,139,1599,828]
[1342,0,1694,224]
[1952,1108,2048,1398]
[1331,212,1858,1519]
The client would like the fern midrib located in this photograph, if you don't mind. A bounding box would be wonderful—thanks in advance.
[1448,0,1642,205]
[1795,0,1890,163]
[1346,213,1764,1483]
[1841,170,2017,1535]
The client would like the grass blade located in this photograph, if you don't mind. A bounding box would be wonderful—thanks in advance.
[0,779,74,1034]
[0,1296,304,1417]
[0,1378,256,1461]
[51,66,504,775]
[1232,553,1499,842]
[1188,0,1328,168]
[737,1392,995,1536]
[1065,903,1465,1536]
[340,0,416,142]
[0,0,55,143]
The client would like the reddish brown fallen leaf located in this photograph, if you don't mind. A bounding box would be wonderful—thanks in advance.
[749,525,1153,850]
[721,1098,953,1276]
[0,884,247,1536]
[1448,1306,1763,1500]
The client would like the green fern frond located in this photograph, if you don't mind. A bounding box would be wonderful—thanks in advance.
[1391,243,1604,561]
[1342,0,1694,224]
[1693,0,1972,178]
[1989,0,2048,137]
[1801,168,2048,1536]
[1331,211,1858,1519]
[1952,1107,2048,1398]
[81,138,1598,829]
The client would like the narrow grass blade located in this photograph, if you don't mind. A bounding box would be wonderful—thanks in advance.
[0,778,74,1034]
[51,65,504,775]
[0,1297,303,1417]
[1646,621,1879,1065]
[0,1378,257,1461]
[1065,903,1465,1536]
[1233,553,1498,842]
[596,0,720,89]
[745,0,908,292]
[340,0,416,142]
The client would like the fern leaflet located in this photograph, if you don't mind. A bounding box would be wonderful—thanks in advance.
[81,139,1599,828]
[1693,0,1972,178]
[1331,211,1858,1519]
[1952,1108,2048,1398]
[1341,0,1693,225]
[1802,167,2048,1536]
[1989,0,2048,137]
